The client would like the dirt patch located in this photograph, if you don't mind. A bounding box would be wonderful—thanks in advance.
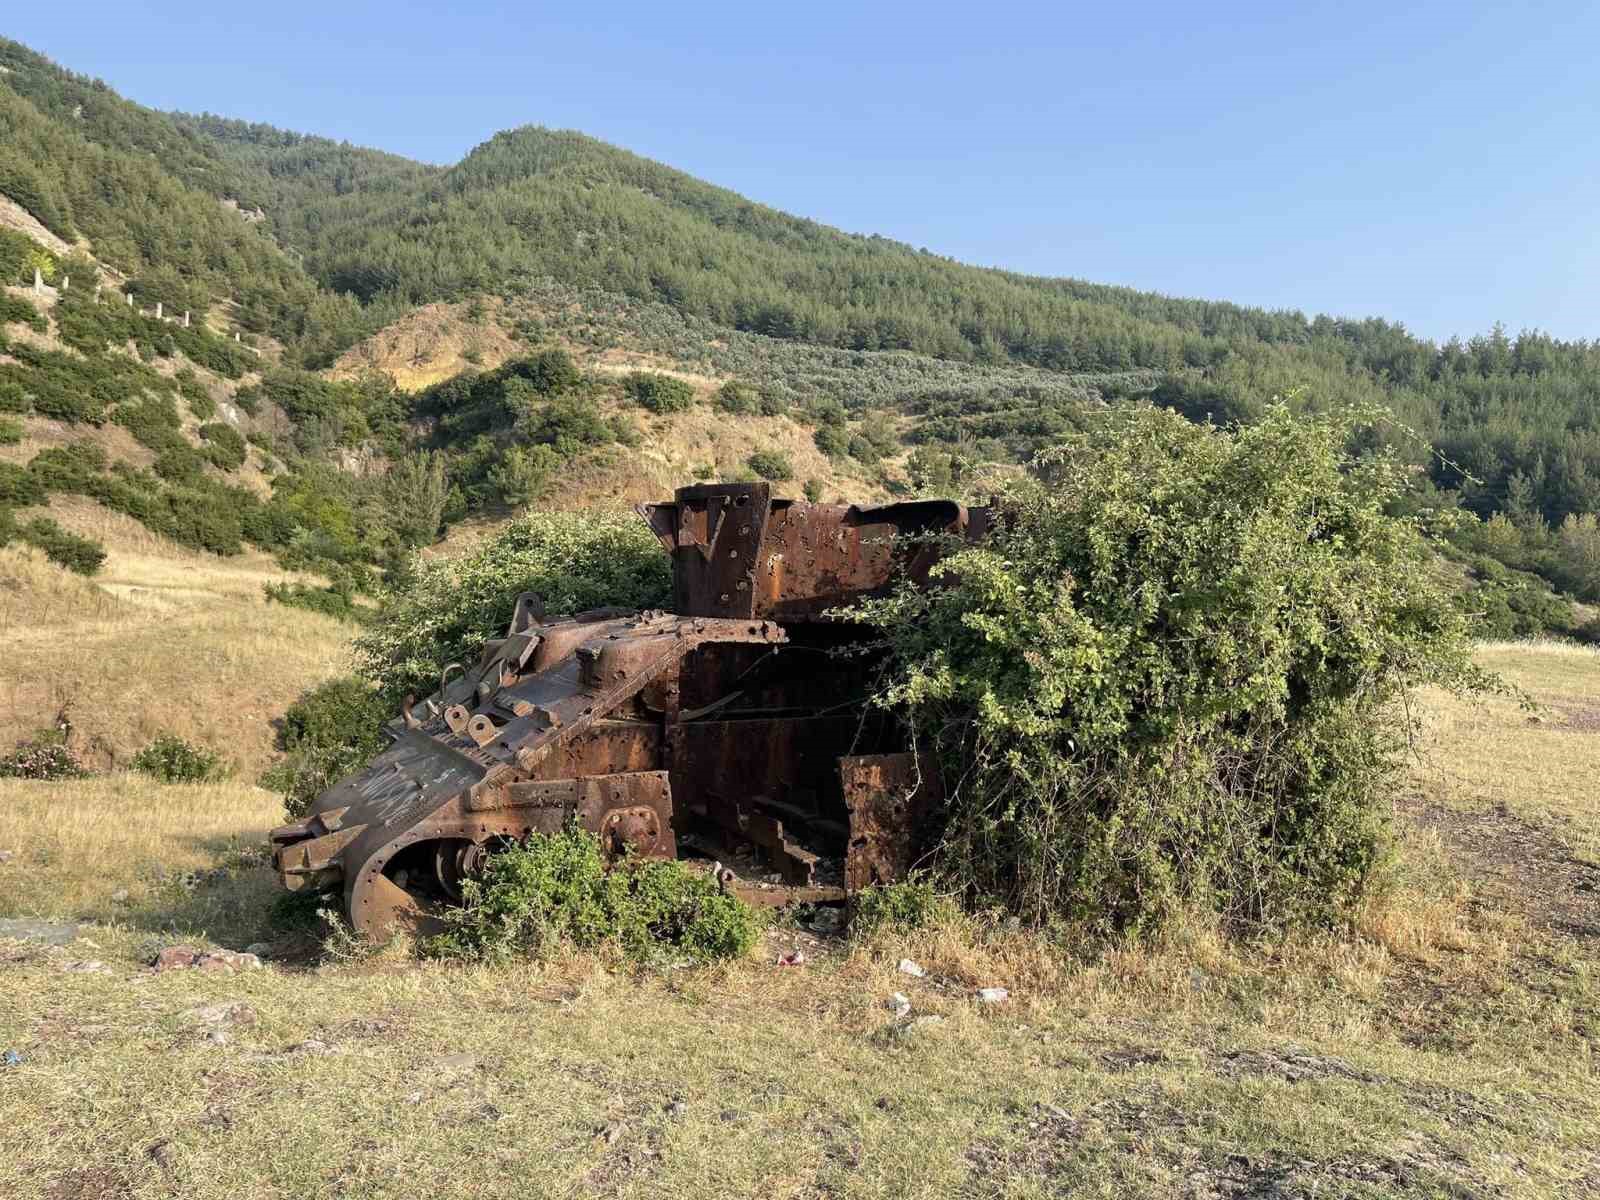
[1215,1046,1382,1085]
[329,299,522,390]
[1404,800,1600,940]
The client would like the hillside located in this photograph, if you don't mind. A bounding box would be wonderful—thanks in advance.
[0,33,1597,642]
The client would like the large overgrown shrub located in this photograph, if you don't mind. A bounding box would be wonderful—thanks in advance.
[425,827,756,964]
[354,509,671,700]
[846,405,1494,933]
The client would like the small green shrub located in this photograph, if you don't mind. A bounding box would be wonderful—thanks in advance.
[0,461,44,506]
[426,826,757,964]
[20,517,105,575]
[131,735,228,783]
[199,422,247,471]
[27,442,106,493]
[0,293,47,333]
[0,416,20,445]
[813,425,849,459]
[803,479,824,503]
[264,580,370,624]
[850,876,954,937]
[623,371,695,413]
[747,448,794,482]
[714,380,758,414]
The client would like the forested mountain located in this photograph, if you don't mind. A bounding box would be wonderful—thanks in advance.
[1,34,1598,629]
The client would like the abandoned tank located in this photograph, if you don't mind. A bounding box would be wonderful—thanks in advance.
[270,482,989,937]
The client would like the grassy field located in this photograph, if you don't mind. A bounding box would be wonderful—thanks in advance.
[0,523,352,776]
[0,644,1596,1199]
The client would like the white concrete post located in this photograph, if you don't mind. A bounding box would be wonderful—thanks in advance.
[183,311,190,328]
[33,267,43,294]
[60,275,68,291]
[127,292,134,307]
[234,332,241,342]
[155,301,163,320]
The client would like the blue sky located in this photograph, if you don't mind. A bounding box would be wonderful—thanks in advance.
[9,2,1599,342]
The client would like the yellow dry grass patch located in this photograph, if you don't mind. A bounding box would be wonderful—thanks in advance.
[1411,639,1600,859]
[0,773,283,918]
[329,298,522,390]
[0,542,352,773]
[0,412,156,470]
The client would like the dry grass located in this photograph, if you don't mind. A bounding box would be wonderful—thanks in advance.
[0,773,283,921]
[0,644,1594,1198]
[0,540,352,774]
[1411,639,1600,861]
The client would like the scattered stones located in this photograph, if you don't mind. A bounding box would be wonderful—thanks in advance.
[151,946,262,974]
[0,850,14,864]
[206,1030,229,1046]
[1217,1046,1382,1085]
[897,959,925,978]
[776,950,806,967]
[3,1049,21,1067]
[153,945,203,971]
[667,1101,688,1119]
[975,987,1009,1004]
[807,907,846,934]
[146,1140,176,1171]
[110,889,130,904]
[0,918,79,946]
[188,1002,257,1028]
[887,992,912,1017]
[243,942,273,959]
[59,959,112,975]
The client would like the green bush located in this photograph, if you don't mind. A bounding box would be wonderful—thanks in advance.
[425,826,757,964]
[850,876,954,938]
[714,380,759,414]
[27,442,106,493]
[262,676,392,819]
[0,461,45,506]
[813,425,849,459]
[747,448,794,482]
[0,293,47,333]
[623,371,695,413]
[131,735,228,783]
[0,416,20,446]
[199,422,247,471]
[846,405,1495,934]
[803,479,824,503]
[19,517,105,575]
[264,580,370,624]
[354,508,671,700]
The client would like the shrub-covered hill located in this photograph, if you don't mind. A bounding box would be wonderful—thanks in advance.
[2,35,1599,627]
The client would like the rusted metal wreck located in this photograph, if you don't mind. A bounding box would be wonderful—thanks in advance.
[270,482,988,936]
